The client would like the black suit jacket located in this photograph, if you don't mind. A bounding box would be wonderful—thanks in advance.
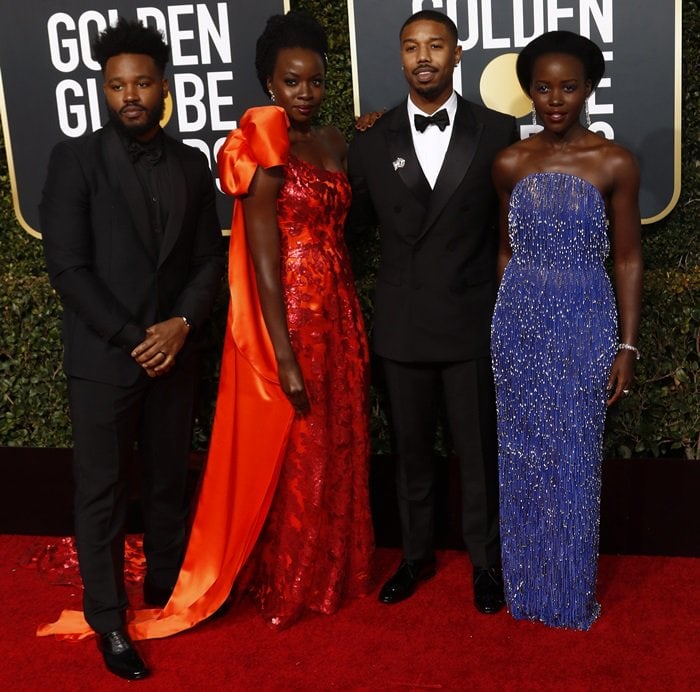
[347,96,516,362]
[40,123,224,386]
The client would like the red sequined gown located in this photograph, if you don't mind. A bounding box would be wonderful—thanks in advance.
[242,146,374,629]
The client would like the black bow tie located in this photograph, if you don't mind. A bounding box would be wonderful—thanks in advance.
[126,139,164,167]
[414,109,450,132]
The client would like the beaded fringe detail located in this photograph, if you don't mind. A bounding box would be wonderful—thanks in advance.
[492,173,617,630]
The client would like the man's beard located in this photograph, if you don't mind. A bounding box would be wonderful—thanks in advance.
[413,83,444,100]
[107,95,164,139]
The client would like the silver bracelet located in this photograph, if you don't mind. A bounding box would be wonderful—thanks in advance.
[618,342,640,360]
[181,315,193,329]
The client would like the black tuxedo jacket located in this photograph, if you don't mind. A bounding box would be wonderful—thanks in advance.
[40,123,224,386]
[347,96,516,362]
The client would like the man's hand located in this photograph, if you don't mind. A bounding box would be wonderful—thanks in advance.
[355,109,386,131]
[131,317,190,375]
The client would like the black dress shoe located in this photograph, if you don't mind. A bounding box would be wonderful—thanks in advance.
[378,559,436,604]
[143,578,173,607]
[473,566,505,615]
[98,629,150,681]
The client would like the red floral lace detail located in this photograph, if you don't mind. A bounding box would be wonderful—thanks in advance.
[21,536,146,590]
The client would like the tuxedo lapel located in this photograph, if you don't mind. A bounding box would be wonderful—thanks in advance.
[418,99,482,239]
[158,137,186,267]
[386,107,431,209]
[102,125,156,256]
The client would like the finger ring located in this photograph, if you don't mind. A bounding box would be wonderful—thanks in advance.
[622,389,630,395]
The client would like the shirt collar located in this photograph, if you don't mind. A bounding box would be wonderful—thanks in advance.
[406,91,458,122]
[120,129,166,166]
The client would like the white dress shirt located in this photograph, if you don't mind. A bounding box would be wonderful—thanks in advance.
[407,91,458,189]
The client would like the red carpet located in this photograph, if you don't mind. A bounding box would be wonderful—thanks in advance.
[1,534,699,690]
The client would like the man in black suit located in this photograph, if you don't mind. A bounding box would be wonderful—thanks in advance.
[347,10,516,614]
[40,19,224,680]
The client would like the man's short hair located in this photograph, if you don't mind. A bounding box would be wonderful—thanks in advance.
[400,10,458,44]
[92,17,170,74]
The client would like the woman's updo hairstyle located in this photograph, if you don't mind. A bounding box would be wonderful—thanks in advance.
[255,11,329,97]
[516,30,605,94]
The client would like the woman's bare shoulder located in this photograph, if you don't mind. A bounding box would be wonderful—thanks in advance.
[316,124,347,158]
[493,137,537,189]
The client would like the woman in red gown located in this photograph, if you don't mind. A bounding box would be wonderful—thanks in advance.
[154,9,374,632]
[222,11,375,628]
[38,11,373,639]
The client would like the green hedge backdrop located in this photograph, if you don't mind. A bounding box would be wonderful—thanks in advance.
[1,1,698,459]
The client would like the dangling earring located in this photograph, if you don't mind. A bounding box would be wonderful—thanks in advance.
[269,91,276,103]
[531,102,537,126]
[584,98,591,127]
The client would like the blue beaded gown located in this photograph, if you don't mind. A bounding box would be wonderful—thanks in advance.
[491,172,617,630]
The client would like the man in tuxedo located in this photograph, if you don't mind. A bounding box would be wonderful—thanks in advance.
[346,10,516,614]
[40,18,224,680]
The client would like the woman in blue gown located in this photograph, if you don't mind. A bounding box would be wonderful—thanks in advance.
[491,31,642,630]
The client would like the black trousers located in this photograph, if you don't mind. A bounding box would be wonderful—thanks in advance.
[67,355,200,634]
[382,356,500,568]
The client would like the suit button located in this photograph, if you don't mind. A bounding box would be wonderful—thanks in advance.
[393,205,401,213]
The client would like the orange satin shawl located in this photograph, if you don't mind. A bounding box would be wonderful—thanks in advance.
[37,106,295,640]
